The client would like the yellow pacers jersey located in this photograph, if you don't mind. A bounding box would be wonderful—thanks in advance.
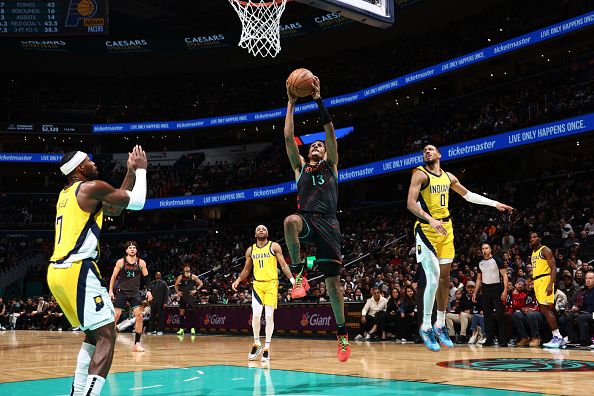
[415,166,451,220]
[50,181,103,264]
[531,246,550,278]
[251,241,278,281]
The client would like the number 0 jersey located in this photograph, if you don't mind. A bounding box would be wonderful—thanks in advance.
[251,241,278,281]
[50,181,103,264]
[414,166,451,221]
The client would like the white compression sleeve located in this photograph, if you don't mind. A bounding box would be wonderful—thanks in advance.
[126,169,147,210]
[463,191,499,207]
[264,305,275,343]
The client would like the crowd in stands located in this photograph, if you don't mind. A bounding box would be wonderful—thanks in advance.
[0,0,584,125]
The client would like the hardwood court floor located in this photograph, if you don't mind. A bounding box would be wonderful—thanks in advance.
[0,330,593,395]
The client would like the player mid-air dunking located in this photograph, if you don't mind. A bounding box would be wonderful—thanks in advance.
[109,241,152,352]
[282,75,350,362]
[407,144,513,351]
[47,146,147,395]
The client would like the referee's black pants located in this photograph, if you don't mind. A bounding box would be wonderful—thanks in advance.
[150,302,165,332]
[482,284,507,344]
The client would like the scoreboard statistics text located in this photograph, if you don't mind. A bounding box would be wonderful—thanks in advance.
[0,0,107,36]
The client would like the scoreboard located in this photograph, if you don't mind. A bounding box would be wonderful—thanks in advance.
[0,0,107,36]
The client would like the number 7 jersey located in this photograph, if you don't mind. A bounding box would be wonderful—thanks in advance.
[414,166,451,220]
[50,181,103,264]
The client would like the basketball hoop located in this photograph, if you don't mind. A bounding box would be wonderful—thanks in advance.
[228,0,288,58]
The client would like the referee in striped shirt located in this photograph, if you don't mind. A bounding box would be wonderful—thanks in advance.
[472,243,509,346]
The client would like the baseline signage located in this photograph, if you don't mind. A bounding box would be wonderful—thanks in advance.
[163,303,363,334]
[92,12,594,133]
[144,113,594,210]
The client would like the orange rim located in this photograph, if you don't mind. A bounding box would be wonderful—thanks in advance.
[232,0,287,6]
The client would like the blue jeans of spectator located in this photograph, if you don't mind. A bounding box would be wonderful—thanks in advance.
[470,313,484,332]
[511,311,542,338]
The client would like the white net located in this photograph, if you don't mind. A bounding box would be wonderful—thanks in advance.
[228,0,288,58]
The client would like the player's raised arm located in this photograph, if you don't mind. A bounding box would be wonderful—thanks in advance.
[232,246,255,291]
[272,242,295,285]
[284,80,305,178]
[80,145,147,213]
[406,169,446,235]
[104,153,136,217]
[312,76,338,167]
[447,172,514,213]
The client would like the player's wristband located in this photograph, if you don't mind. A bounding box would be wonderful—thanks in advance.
[315,98,332,125]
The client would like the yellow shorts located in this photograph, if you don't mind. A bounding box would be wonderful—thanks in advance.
[415,220,455,263]
[533,275,555,305]
[47,259,114,331]
[252,279,279,309]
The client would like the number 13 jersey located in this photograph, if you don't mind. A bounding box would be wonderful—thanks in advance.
[297,159,338,216]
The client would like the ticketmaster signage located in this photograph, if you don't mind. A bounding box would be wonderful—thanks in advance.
[143,113,594,210]
[93,12,594,134]
[0,153,92,163]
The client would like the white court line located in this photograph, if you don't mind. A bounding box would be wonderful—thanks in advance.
[231,377,245,381]
[129,385,163,390]
[196,370,205,374]
[183,377,200,382]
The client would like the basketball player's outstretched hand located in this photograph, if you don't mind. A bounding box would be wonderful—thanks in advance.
[311,76,321,100]
[130,145,148,170]
[495,202,514,213]
[286,79,298,104]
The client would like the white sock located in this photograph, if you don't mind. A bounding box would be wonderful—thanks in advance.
[83,375,105,396]
[552,329,561,338]
[264,305,275,346]
[254,337,261,345]
[72,342,95,396]
[265,342,270,350]
[435,311,446,328]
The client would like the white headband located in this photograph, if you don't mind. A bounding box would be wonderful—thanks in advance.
[60,151,87,175]
[256,225,268,233]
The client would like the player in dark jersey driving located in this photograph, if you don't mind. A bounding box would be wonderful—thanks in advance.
[283,75,349,362]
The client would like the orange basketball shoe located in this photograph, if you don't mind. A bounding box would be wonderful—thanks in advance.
[337,333,350,362]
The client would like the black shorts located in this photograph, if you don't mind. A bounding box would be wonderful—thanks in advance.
[179,295,197,309]
[114,290,142,310]
[298,213,342,277]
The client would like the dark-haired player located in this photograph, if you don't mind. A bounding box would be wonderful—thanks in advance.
[47,146,147,395]
[283,76,349,362]
[407,144,513,351]
[174,263,203,336]
[109,240,152,352]
[530,231,565,348]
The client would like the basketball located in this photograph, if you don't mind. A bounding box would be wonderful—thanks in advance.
[287,68,315,98]
[77,0,95,17]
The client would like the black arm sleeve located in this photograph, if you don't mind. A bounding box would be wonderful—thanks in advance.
[315,97,332,125]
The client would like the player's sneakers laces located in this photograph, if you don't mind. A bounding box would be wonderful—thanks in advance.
[543,336,566,348]
[260,349,270,362]
[190,328,196,335]
[177,328,184,335]
[433,325,454,348]
[248,342,262,360]
[132,343,145,352]
[337,334,350,362]
[419,327,440,352]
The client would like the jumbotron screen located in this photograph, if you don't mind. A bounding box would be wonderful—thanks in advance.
[0,0,108,36]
